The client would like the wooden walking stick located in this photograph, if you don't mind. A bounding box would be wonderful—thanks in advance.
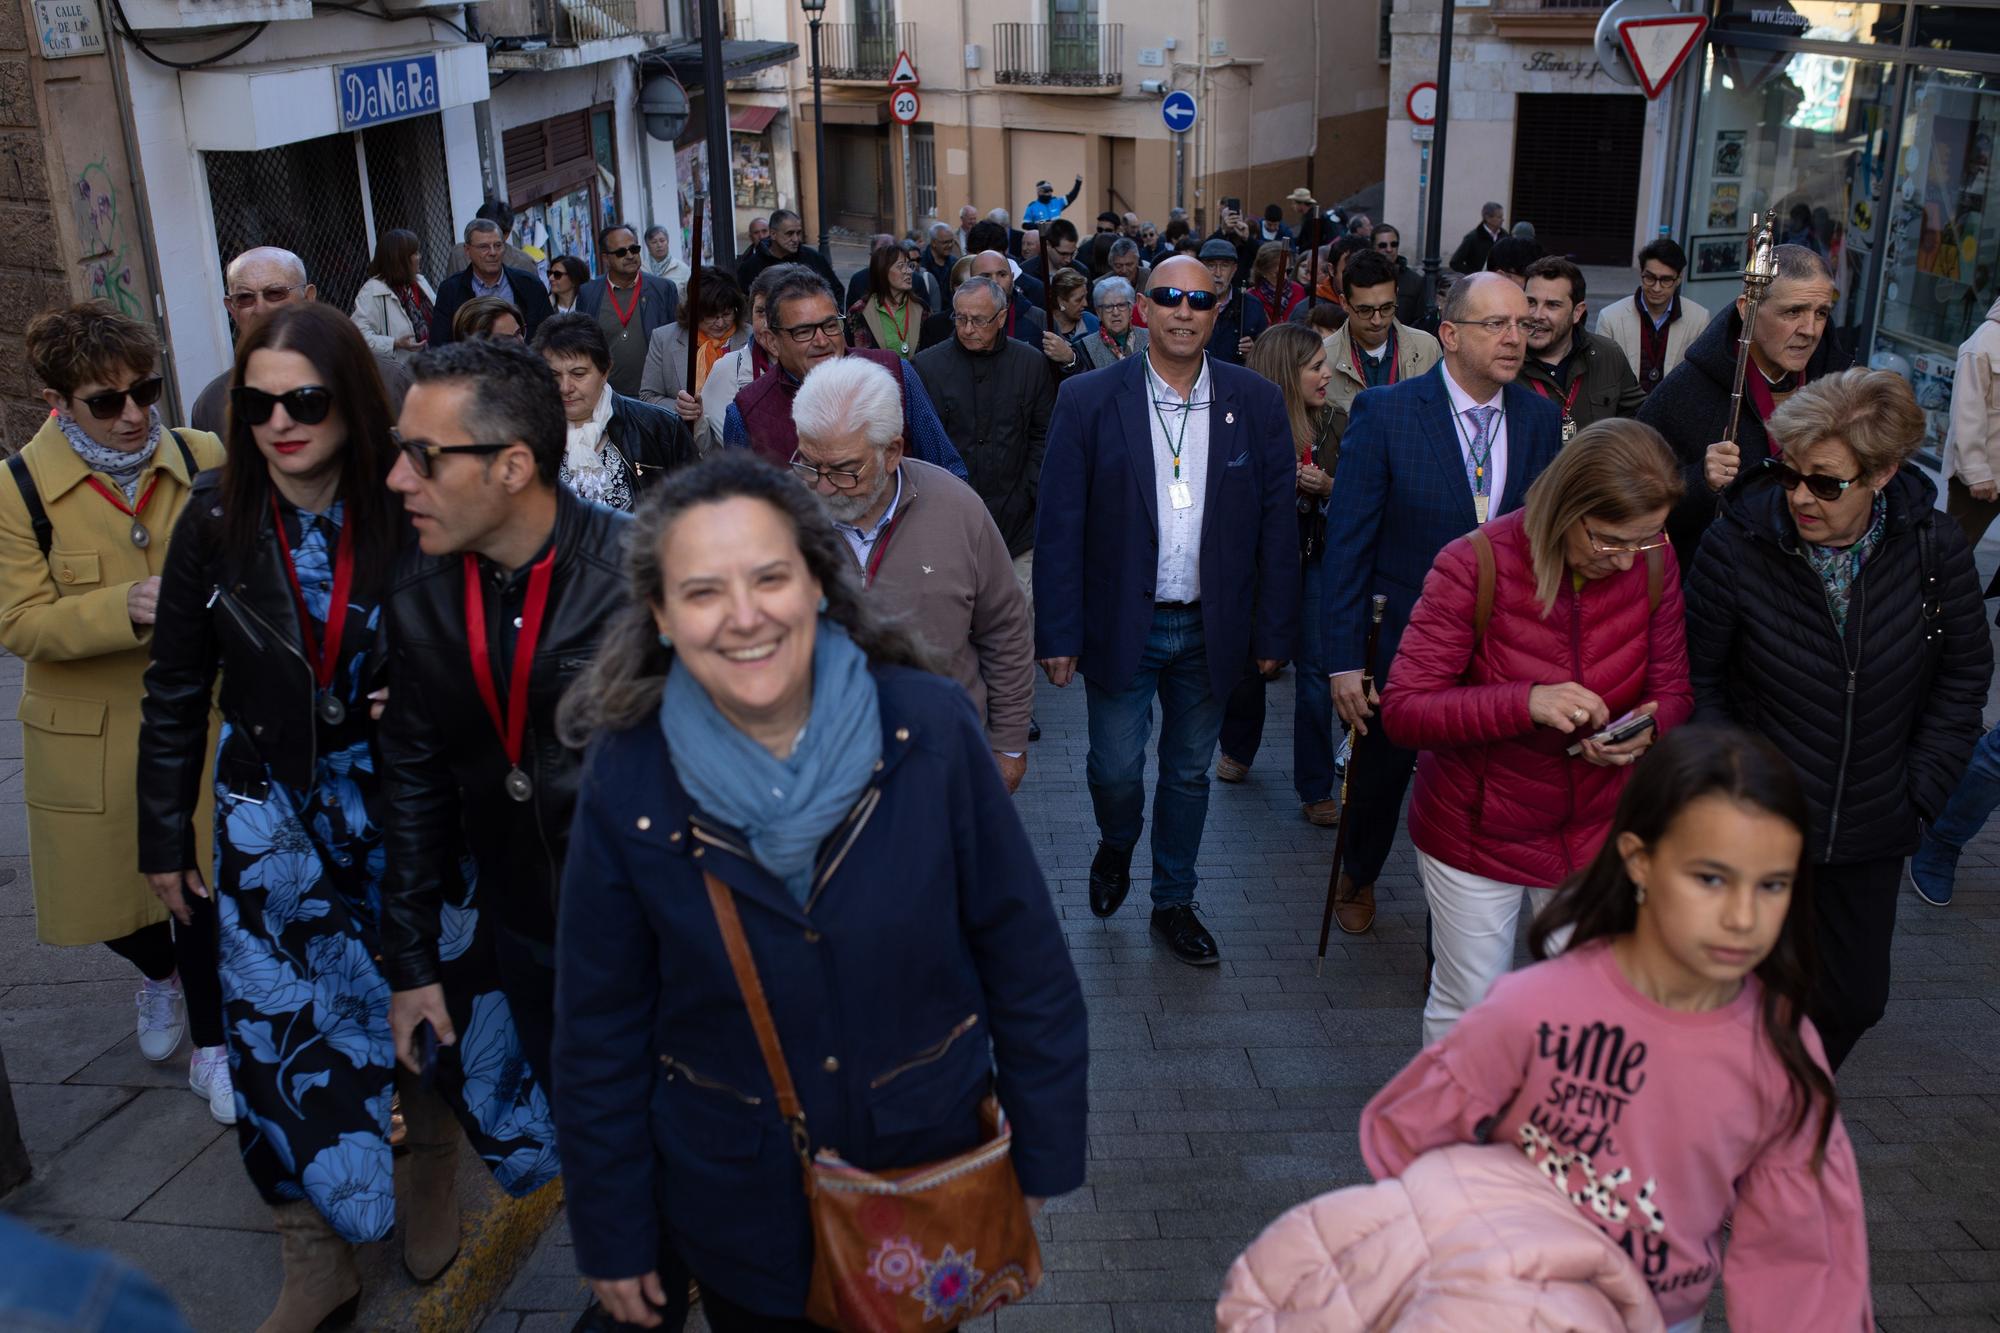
[686,195,706,394]
[1316,594,1388,973]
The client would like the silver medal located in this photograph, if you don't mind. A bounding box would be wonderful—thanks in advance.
[1561,416,1579,444]
[505,767,534,802]
[317,693,347,726]
[130,520,150,549]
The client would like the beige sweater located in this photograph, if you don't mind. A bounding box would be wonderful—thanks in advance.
[1945,295,2000,487]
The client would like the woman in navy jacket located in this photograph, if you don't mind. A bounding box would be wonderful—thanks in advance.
[550,452,1088,1330]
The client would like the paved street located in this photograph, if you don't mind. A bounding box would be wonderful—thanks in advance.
[8,571,2000,1331]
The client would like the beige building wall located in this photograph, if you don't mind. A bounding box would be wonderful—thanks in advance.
[778,0,1388,239]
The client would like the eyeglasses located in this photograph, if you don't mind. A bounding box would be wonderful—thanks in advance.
[789,451,865,490]
[952,309,1004,327]
[1447,316,1530,336]
[1765,457,1859,502]
[606,245,643,259]
[1375,240,1399,252]
[777,316,846,344]
[391,429,510,479]
[1348,301,1397,320]
[76,375,164,421]
[1585,526,1670,556]
[1638,271,1681,288]
[227,284,308,311]
[1096,302,1132,315]
[1146,286,1219,312]
[232,385,333,427]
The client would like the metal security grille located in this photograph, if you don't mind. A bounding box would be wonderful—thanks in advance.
[363,117,456,289]
[912,124,936,223]
[1510,93,1645,266]
[206,134,369,316]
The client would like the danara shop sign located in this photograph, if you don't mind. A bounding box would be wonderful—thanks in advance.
[338,55,441,131]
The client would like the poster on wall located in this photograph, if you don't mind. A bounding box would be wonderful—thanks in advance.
[546,183,598,272]
[1707,183,1742,229]
[1712,130,1745,179]
[676,140,714,267]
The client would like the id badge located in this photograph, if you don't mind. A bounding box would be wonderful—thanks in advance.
[1169,481,1193,510]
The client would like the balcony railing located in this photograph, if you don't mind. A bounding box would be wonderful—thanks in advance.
[993,23,1122,88]
[483,0,640,46]
[814,21,915,81]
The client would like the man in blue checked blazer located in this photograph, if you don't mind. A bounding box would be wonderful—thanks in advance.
[1318,273,1564,935]
[1035,255,1300,967]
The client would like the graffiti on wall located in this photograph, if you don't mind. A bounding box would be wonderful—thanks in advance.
[73,159,140,316]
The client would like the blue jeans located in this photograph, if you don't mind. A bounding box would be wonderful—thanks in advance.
[1085,603,1226,908]
[1215,559,1336,803]
[1913,724,2000,901]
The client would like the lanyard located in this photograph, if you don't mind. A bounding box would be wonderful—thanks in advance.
[877,297,912,350]
[1529,371,1583,420]
[269,493,355,697]
[1453,404,1501,495]
[84,473,163,547]
[607,275,642,329]
[861,507,908,587]
[1349,333,1398,386]
[462,545,557,772]
[1148,363,1197,480]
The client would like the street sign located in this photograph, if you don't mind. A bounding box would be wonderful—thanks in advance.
[1411,125,1435,142]
[1160,89,1197,134]
[890,87,921,125]
[32,0,102,59]
[1406,81,1438,126]
[888,49,919,86]
[337,54,441,132]
[1594,0,1706,98]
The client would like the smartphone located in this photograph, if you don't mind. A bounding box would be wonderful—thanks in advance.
[1567,710,1657,756]
[1221,197,1242,215]
[413,1019,439,1089]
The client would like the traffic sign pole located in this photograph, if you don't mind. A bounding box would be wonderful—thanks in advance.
[1159,91,1198,214]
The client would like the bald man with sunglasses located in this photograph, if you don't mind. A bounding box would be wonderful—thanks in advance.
[1034,255,1300,967]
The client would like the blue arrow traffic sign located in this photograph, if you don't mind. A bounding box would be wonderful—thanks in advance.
[1160,90,1198,134]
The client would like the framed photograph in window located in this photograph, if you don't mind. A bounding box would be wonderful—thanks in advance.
[1712,129,1746,179]
[1691,234,1745,276]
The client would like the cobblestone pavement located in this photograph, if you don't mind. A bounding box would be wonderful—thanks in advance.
[8,626,2000,1330]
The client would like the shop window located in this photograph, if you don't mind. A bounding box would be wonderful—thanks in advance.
[1913,5,2000,56]
[1709,0,1906,46]
[1680,46,1895,336]
[1873,67,2000,448]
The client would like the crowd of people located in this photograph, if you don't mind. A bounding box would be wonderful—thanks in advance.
[2,174,1996,1333]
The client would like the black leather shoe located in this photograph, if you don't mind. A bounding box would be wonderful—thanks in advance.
[1029,717,1041,742]
[1089,841,1134,918]
[1151,905,1220,966]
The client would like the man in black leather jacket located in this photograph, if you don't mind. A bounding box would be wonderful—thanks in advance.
[378,338,634,1089]
[532,312,696,511]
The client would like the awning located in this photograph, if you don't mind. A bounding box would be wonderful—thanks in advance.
[642,38,799,86]
[730,103,781,134]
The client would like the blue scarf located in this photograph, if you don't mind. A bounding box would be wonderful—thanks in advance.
[659,618,883,903]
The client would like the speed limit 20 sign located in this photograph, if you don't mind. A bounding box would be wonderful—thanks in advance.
[890,87,920,124]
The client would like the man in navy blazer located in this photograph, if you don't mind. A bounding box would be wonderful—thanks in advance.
[1319,273,1563,935]
[1036,254,1300,965]
[430,218,555,346]
[574,222,680,397]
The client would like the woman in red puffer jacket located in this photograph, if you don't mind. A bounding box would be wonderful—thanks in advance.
[1381,420,1692,1046]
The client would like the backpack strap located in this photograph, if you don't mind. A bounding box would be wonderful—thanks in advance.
[7,452,51,558]
[1645,544,1663,614]
[1470,527,1496,645]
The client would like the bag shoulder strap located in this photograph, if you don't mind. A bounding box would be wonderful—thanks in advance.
[1645,544,1663,614]
[170,428,198,477]
[7,452,51,557]
[702,871,816,1186]
[1469,527,1496,644]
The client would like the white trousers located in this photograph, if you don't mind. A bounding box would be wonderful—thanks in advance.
[1417,850,1555,1047]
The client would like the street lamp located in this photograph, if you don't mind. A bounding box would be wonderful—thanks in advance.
[800,0,831,256]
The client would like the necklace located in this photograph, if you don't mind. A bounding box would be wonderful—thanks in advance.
[879,297,912,355]
[608,274,642,328]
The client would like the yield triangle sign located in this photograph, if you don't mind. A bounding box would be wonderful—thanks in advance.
[1617,15,1706,99]
[888,49,919,86]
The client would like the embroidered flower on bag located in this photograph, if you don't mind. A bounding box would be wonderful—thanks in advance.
[866,1235,924,1294]
[916,1246,985,1322]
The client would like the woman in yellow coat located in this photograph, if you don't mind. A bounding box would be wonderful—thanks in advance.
[0,301,228,1116]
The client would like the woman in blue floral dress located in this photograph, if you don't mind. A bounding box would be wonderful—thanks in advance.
[138,304,558,1333]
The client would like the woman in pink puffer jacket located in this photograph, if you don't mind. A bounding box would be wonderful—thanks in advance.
[1215,1144,1664,1333]
[1378,421,1691,1044]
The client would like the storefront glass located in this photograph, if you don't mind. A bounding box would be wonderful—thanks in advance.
[1710,0,1905,45]
[1681,46,1895,332]
[1872,66,2000,445]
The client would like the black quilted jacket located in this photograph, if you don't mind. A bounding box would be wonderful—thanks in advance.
[1683,465,1991,864]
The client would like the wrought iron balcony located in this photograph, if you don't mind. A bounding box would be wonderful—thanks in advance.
[483,0,644,49]
[813,21,916,82]
[992,22,1123,89]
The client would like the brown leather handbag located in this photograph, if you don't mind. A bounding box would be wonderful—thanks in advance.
[702,872,1044,1332]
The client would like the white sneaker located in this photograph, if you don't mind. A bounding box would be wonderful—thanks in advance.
[135,976,185,1062]
[188,1045,238,1124]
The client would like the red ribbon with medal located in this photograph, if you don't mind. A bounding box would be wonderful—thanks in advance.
[270,493,356,726]
[85,474,164,549]
[462,546,557,802]
[1529,374,1584,442]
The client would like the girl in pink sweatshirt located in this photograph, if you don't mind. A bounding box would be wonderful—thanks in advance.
[1360,725,1871,1333]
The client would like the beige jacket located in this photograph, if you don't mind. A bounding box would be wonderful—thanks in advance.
[1944,295,2000,487]
[1322,320,1443,452]
[1595,292,1710,386]
[350,274,439,363]
[0,417,222,945]
[862,459,1033,752]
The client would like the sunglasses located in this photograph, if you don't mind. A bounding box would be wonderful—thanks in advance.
[606,245,644,259]
[77,375,164,422]
[390,429,509,479]
[226,284,307,311]
[1146,286,1219,312]
[1765,457,1859,502]
[232,385,333,427]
